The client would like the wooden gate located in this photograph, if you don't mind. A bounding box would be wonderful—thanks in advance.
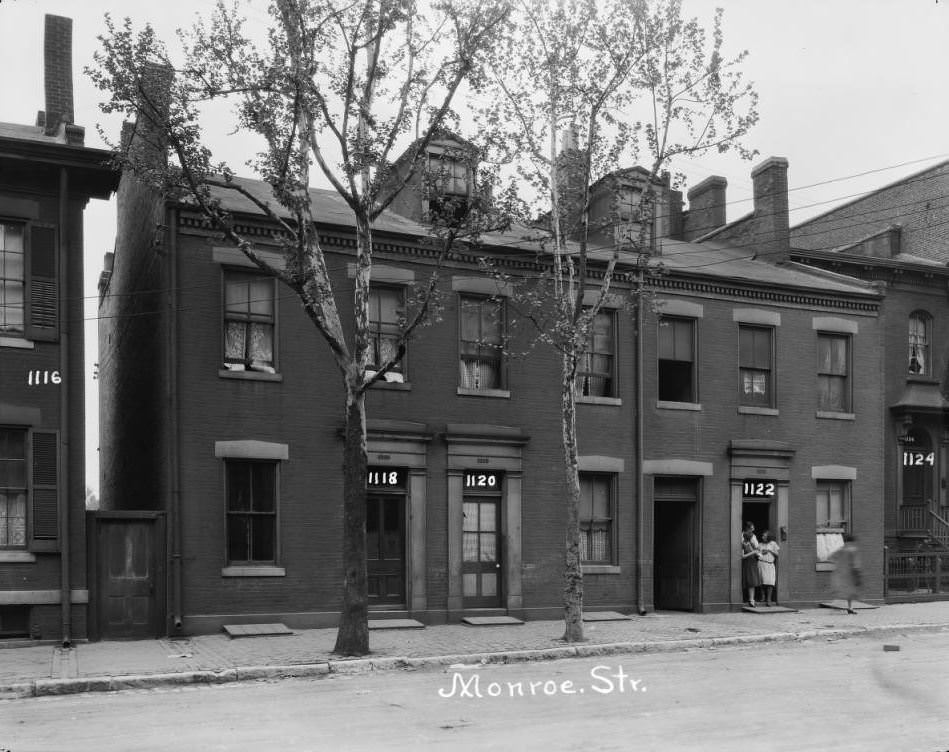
[88,511,165,640]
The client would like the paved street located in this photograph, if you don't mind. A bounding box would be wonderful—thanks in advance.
[3,631,948,752]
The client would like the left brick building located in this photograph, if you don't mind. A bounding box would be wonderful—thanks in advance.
[0,16,117,642]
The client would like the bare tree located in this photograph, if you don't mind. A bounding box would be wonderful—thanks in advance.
[89,0,510,656]
[480,0,758,641]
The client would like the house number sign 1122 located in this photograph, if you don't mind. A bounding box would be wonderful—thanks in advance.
[743,481,776,498]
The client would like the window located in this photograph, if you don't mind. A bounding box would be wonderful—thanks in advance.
[816,480,850,562]
[739,325,773,407]
[427,153,471,225]
[908,312,931,376]
[223,271,276,373]
[0,428,27,549]
[658,317,695,402]
[577,310,615,398]
[0,223,25,335]
[579,474,613,563]
[368,286,404,380]
[459,295,505,390]
[225,460,277,565]
[817,333,850,412]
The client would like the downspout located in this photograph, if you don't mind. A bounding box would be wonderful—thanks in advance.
[58,166,71,646]
[168,206,182,632]
[635,263,646,616]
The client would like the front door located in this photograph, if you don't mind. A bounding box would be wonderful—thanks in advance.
[463,497,502,607]
[367,494,406,604]
[654,500,695,610]
[96,515,163,639]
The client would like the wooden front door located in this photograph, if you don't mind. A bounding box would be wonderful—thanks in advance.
[95,515,163,639]
[367,494,406,604]
[462,497,502,607]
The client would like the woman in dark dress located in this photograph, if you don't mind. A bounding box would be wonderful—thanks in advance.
[740,531,762,607]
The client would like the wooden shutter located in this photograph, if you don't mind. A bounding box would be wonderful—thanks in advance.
[25,224,59,342]
[30,430,59,552]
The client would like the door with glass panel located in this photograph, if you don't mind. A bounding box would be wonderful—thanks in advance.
[462,497,502,607]
[366,494,406,605]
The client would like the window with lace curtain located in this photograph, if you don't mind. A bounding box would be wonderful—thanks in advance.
[816,480,849,562]
[368,286,404,382]
[579,473,614,564]
[739,325,773,407]
[459,295,505,391]
[0,428,27,550]
[223,270,276,374]
[908,311,931,376]
[577,310,615,398]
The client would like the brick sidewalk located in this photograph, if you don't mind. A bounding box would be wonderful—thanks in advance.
[2,601,948,698]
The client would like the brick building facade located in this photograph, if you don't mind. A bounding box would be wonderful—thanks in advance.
[0,16,117,642]
[98,122,888,635]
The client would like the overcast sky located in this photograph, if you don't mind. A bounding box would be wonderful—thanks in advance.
[2,0,948,495]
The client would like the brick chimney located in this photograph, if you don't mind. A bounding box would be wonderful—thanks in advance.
[42,15,75,137]
[683,176,727,240]
[750,157,789,262]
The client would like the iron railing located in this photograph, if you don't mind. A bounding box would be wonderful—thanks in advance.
[884,548,948,598]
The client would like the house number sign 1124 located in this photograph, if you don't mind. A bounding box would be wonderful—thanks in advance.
[903,451,935,467]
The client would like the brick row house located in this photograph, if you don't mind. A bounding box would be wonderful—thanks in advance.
[98,101,888,635]
[0,16,117,642]
[790,160,949,595]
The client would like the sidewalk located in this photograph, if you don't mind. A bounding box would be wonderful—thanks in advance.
[3,601,948,699]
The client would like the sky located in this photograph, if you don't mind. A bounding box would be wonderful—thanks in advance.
[1,0,948,495]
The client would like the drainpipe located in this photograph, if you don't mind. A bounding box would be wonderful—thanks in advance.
[635,262,646,616]
[58,166,71,647]
[168,206,182,632]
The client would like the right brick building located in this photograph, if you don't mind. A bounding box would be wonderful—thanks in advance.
[790,159,949,598]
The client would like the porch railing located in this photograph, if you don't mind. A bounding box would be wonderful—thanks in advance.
[897,504,930,533]
[884,548,948,598]
[929,509,949,548]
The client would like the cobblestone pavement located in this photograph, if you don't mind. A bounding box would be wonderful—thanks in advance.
[2,601,948,693]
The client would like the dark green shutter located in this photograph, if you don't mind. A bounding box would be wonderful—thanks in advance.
[30,430,59,551]
[25,224,59,342]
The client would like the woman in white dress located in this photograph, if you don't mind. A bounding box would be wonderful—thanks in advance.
[757,530,779,606]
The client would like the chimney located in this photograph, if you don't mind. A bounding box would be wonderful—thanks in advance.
[750,156,789,262]
[42,15,75,137]
[125,63,174,168]
[683,176,727,240]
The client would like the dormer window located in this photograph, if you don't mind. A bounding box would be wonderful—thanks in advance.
[426,149,472,225]
[909,311,931,376]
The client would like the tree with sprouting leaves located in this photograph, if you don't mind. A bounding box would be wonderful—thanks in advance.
[89,0,511,656]
[480,0,757,642]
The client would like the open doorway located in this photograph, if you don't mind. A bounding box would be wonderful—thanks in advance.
[742,500,772,541]
[653,477,700,611]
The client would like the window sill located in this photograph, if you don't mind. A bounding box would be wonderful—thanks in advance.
[577,396,622,406]
[0,336,34,350]
[816,411,855,421]
[218,369,283,382]
[657,400,702,411]
[815,562,835,572]
[581,564,621,575]
[457,387,511,399]
[221,566,286,577]
[738,406,778,416]
[370,381,412,391]
[0,551,36,563]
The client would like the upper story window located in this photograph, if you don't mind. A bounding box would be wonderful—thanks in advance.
[368,286,404,381]
[223,270,276,374]
[908,311,931,376]
[0,428,27,550]
[817,332,850,412]
[658,316,696,403]
[577,310,615,398]
[0,223,25,336]
[459,295,505,391]
[739,325,774,407]
[427,151,472,225]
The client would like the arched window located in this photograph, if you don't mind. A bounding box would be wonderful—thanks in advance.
[908,311,932,375]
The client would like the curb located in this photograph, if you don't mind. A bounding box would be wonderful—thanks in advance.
[5,621,949,699]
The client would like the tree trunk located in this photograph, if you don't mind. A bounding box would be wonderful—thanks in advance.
[562,351,585,642]
[333,384,370,656]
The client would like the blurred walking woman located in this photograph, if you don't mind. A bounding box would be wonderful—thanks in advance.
[740,531,762,607]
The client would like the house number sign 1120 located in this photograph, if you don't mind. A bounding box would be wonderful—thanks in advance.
[465,472,500,489]
[743,481,776,498]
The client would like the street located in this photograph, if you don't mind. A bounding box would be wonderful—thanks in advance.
[2,632,948,752]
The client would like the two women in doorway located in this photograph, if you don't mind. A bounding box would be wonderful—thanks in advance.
[740,523,779,607]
